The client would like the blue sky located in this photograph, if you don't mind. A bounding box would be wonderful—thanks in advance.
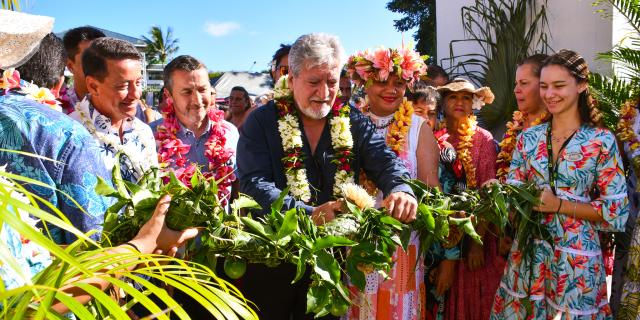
[25,0,416,72]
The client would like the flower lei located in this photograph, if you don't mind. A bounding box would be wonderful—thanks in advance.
[74,98,153,178]
[346,46,427,87]
[452,115,479,189]
[0,68,61,112]
[274,76,354,202]
[155,100,235,202]
[496,110,549,181]
[360,99,413,196]
[386,98,413,155]
[617,100,640,190]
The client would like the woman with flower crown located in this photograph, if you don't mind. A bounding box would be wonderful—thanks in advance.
[432,78,503,320]
[491,50,629,319]
[344,46,440,320]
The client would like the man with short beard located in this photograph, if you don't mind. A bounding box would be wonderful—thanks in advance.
[237,32,417,320]
[151,55,238,201]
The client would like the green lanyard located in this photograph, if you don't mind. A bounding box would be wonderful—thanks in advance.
[546,122,577,196]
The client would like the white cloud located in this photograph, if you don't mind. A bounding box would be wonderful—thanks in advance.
[203,21,240,37]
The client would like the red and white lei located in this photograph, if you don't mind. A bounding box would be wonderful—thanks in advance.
[155,100,235,203]
[274,76,354,203]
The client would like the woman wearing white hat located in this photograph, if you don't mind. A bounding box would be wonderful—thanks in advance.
[434,78,504,320]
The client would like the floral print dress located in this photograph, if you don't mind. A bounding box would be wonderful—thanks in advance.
[491,123,629,319]
[345,113,426,320]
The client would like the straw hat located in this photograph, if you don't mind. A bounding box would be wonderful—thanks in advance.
[0,9,54,68]
[436,78,495,106]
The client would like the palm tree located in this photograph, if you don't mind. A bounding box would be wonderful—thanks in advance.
[588,0,639,130]
[142,26,179,66]
[443,0,550,132]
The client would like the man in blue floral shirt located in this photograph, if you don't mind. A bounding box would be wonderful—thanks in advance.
[0,13,112,245]
[69,37,158,182]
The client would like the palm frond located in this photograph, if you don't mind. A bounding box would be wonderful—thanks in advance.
[444,0,550,130]
[0,169,256,319]
[142,26,180,65]
[0,0,20,10]
[589,73,633,130]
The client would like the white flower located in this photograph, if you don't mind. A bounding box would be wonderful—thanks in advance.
[341,183,375,210]
[330,117,353,148]
[273,75,291,99]
[472,95,485,110]
[334,170,355,196]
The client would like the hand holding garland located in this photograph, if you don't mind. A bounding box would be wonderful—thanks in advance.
[51,195,199,314]
[383,191,418,223]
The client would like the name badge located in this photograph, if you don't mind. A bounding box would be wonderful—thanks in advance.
[564,152,583,162]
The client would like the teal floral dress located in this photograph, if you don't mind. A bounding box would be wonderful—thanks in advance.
[490,123,629,319]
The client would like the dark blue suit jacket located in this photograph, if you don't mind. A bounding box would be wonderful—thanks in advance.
[237,101,413,215]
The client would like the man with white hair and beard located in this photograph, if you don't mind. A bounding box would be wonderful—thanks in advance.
[237,33,417,319]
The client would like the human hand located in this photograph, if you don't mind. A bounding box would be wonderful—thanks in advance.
[129,195,199,255]
[466,242,485,271]
[382,192,417,223]
[533,188,560,213]
[435,259,457,296]
[311,200,341,225]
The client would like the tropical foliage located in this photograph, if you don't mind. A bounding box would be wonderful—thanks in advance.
[589,0,640,131]
[386,0,437,61]
[0,165,256,319]
[142,26,179,66]
[98,158,542,317]
[444,0,550,131]
[0,0,19,10]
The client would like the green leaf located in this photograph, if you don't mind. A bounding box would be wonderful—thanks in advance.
[271,187,289,212]
[399,225,413,251]
[345,257,365,290]
[131,189,160,211]
[240,217,271,240]
[276,208,298,240]
[380,215,402,227]
[293,250,310,284]
[450,217,482,244]
[313,236,356,252]
[313,251,341,287]
[231,195,262,215]
[95,176,118,197]
[306,284,330,314]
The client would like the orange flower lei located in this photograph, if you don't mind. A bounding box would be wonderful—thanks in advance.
[386,98,413,155]
[496,110,549,181]
[454,115,478,189]
[617,100,640,189]
[360,99,413,195]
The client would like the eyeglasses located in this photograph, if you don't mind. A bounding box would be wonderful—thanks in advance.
[278,65,289,76]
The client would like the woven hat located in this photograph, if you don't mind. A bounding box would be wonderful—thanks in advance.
[0,9,54,68]
[436,78,495,105]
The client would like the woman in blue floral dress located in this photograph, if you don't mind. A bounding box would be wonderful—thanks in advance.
[491,50,629,319]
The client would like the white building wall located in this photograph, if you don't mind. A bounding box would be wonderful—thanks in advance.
[436,0,615,76]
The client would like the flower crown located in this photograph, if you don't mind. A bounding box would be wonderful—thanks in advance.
[346,46,427,87]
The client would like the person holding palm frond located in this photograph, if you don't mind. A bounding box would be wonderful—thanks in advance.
[491,50,629,320]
